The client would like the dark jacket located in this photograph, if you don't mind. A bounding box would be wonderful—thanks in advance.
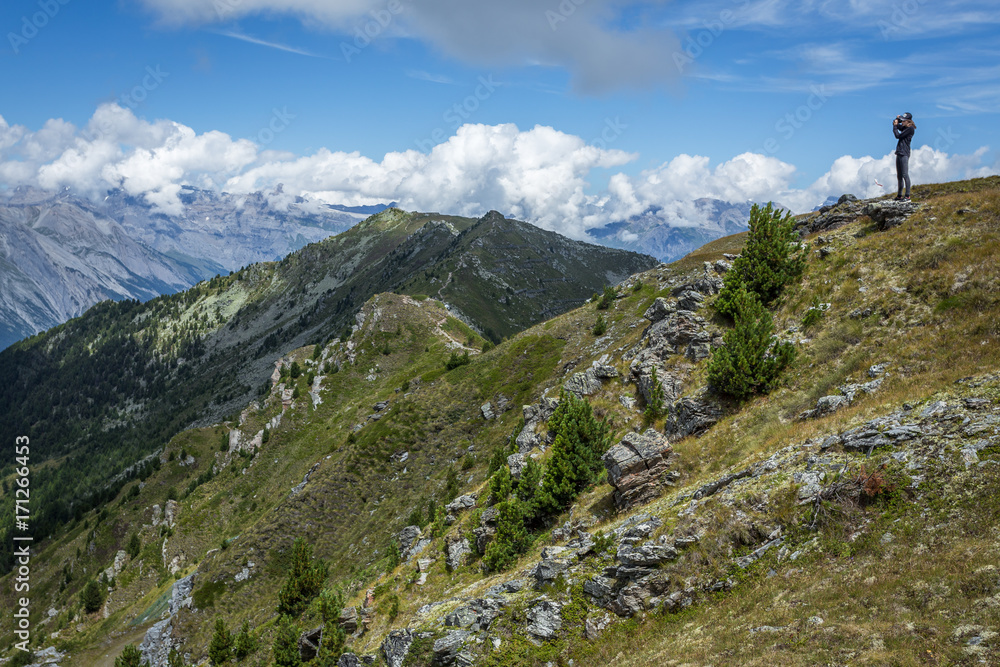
[893,122,914,157]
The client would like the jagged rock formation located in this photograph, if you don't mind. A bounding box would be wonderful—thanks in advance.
[602,429,675,510]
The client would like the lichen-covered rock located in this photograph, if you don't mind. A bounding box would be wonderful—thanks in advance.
[602,429,674,510]
[338,653,361,667]
[507,452,526,480]
[382,630,413,667]
[139,618,173,667]
[632,364,683,410]
[664,394,723,439]
[617,543,678,567]
[445,536,472,571]
[563,368,604,397]
[863,200,921,231]
[433,630,470,665]
[445,598,505,631]
[339,606,359,634]
[445,495,476,514]
[643,297,673,323]
[526,599,562,639]
[298,626,323,662]
[480,402,495,420]
[397,526,422,559]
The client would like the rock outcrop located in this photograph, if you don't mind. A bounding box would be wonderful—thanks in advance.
[602,429,675,510]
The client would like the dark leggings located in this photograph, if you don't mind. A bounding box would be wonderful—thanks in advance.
[896,154,910,196]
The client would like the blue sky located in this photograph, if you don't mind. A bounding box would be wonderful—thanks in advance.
[1,0,998,238]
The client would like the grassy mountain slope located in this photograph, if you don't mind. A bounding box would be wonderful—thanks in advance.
[2,177,998,666]
[0,207,654,573]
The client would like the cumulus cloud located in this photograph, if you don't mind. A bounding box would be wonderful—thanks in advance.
[135,0,682,94]
[2,105,997,239]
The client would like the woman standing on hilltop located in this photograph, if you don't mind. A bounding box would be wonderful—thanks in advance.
[893,112,916,201]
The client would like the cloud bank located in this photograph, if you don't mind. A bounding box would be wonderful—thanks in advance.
[1,105,996,239]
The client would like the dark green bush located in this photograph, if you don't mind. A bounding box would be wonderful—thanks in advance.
[716,202,807,318]
[708,282,796,400]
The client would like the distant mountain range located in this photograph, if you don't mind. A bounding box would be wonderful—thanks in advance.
[0,186,384,349]
[587,198,783,262]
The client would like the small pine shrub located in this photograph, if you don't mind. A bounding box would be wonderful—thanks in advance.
[592,314,607,336]
[208,618,233,665]
[642,366,667,421]
[81,579,105,613]
[707,282,796,400]
[233,620,258,661]
[271,616,301,667]
[126,532,141,559]
[536,391,610,514]
[445,351,471,370]
[276,538,328,617]
[596,285,616,310]
[482,499,530,572]
[716,202,808,317]
[114,644,147,667]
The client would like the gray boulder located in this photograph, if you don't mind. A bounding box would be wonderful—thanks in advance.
[432,630,470,665]
[643,297,673,323]
[381,630,413,667]
[664,394,723,438]
[617,543,678,567]
[507,452,526,480]
[632,364,682,411]
[863,200,921,231]
[480,402,495,420]
[563,368,604,397]
[338,653,361,667]
[397,526,422,559]
[339,606,359,634]
[526,599,562,639]
[139,619,173,667]
[445,536,472,571]
[445,495,476,514]
[298,626,323,662]
[602,429,674,510]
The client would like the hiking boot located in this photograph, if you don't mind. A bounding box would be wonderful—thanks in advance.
[902,196,911,202]
[893,196,904,201]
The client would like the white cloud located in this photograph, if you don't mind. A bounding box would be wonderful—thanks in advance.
[2,105,997,238]
[135,0,682,94]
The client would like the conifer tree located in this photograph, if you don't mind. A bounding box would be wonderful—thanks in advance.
[208,618,233,665]
[516,457,544,524]
[115,644,149,667]
[312,587,347,666]
[482,499,530,572]
[537,391,610,514]
[716,202,807,317]
[708,281,796,400]
[81,579,105,613]
[271,616,301,667]
[277,538,327,617]
[126,532,142,559]
[233,620,258,661]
